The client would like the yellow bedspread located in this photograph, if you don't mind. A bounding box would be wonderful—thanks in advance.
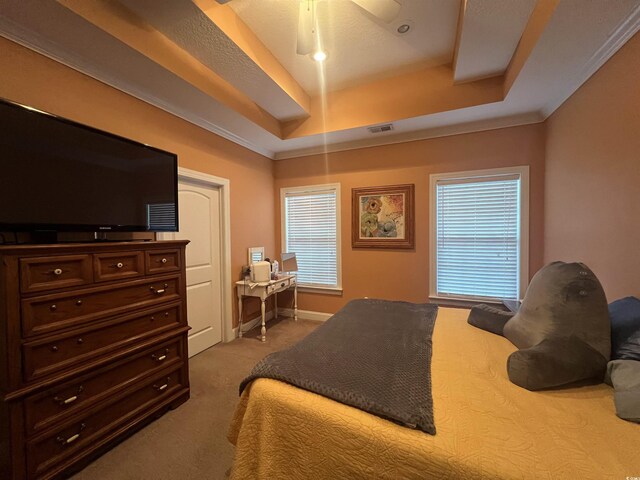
[228,307,640,479]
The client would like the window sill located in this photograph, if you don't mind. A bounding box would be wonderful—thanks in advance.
[428,295,506,309]
[297,286,343,296]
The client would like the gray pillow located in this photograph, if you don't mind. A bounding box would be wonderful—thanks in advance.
[467,304,514,335]
[502,262,610,390]
[504,262,610,359]
[507,336,607,391]
[609,296,640,360]
[605,360,640,423]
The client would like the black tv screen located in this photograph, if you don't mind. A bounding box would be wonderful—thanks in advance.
[0,98,178,232]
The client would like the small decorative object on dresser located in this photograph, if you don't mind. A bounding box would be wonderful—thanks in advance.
[352,184,415,249]
[0,240,190,480]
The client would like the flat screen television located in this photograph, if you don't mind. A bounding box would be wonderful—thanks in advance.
[0,98,178,233]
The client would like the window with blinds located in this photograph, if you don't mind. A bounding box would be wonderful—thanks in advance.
[432,170,527,301]
[147,203,177,231]
[282,185,340,289]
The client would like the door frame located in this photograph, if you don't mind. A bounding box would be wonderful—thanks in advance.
[159,167,234,343]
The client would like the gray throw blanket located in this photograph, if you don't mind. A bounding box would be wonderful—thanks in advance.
[240,299,438,434]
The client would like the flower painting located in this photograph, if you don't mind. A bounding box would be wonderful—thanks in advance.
[359,194,404,238]
[352,184,415,249]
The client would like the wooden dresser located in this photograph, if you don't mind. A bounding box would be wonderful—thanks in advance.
[0,240,190,479]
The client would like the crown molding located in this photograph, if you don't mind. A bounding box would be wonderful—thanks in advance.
[0,22,276,159]
[4,1,637,163]
[273,111,545,160]
[540,3,640,118]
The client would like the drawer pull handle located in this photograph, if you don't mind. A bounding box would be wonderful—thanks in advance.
[77,338,84,345]
[50,304,57,311]
[112,262,124,269]
[150,283,169,295]
[60,433,80,445]
[76,300,83,306]
[160,258,168,264]
[54,386,84,406]
[56,423,86,446]
[151,349,170,362]
[51,345,59,352]
[154,377,171,391]
[52,268,63,276]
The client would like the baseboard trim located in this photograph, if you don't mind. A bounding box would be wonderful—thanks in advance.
[229,308,333,341]
[231,310,274,340]
[279,308,333,322]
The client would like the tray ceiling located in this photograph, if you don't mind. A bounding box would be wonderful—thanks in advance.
[229,0,460,95]
[0,0,639,159]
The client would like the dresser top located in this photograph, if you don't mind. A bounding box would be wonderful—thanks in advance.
[0,240,189,255]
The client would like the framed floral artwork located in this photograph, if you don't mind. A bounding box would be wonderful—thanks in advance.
[352,184,415,249]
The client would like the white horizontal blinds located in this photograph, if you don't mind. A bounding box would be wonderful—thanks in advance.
[436,175,520,300]
[250,251,263,264]
[147,203,176,230]
[285,189,338,287]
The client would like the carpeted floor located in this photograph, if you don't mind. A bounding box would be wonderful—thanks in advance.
[70,316,321,480]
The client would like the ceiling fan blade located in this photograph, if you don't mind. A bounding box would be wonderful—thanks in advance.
[297,1,314,55]
[352,0,401,23]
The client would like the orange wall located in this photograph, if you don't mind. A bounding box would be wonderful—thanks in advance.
[0,37,275,326]
[274,124,546,314]
[5,28,637,322]
[544,32,640,301]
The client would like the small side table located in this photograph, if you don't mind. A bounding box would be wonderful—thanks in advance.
[236,274,298,342]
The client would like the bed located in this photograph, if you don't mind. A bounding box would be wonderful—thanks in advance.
[228,307,640,479]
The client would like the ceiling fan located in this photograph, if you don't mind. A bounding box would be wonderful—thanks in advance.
[216,0,402,56]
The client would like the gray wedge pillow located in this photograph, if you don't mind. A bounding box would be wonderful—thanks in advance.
[507,337,607,391]
[467,304,514,336]
[503,262,610,390]
[605,360,640,423]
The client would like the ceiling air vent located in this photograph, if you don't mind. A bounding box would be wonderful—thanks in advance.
[367,124,394,134]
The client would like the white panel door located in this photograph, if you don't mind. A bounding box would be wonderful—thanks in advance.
[166,179,222,357]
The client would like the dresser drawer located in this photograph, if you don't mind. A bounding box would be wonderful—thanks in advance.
[24,337,184,435]
[23,302,183,382]
[93,251,145,282]
[20,255,93,294]
[146,249,181,274]
[22,275,182,338]
[26,366,187,478]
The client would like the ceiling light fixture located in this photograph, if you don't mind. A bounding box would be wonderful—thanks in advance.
[397,23,410,34]
[312,51,327,62]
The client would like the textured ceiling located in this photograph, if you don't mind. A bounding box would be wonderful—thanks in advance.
[229,0,461,94]
[454,0,537,83]
[121,0,307,120]
[1,0,639,159]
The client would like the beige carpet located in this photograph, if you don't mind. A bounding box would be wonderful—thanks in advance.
[70,316,320,480]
